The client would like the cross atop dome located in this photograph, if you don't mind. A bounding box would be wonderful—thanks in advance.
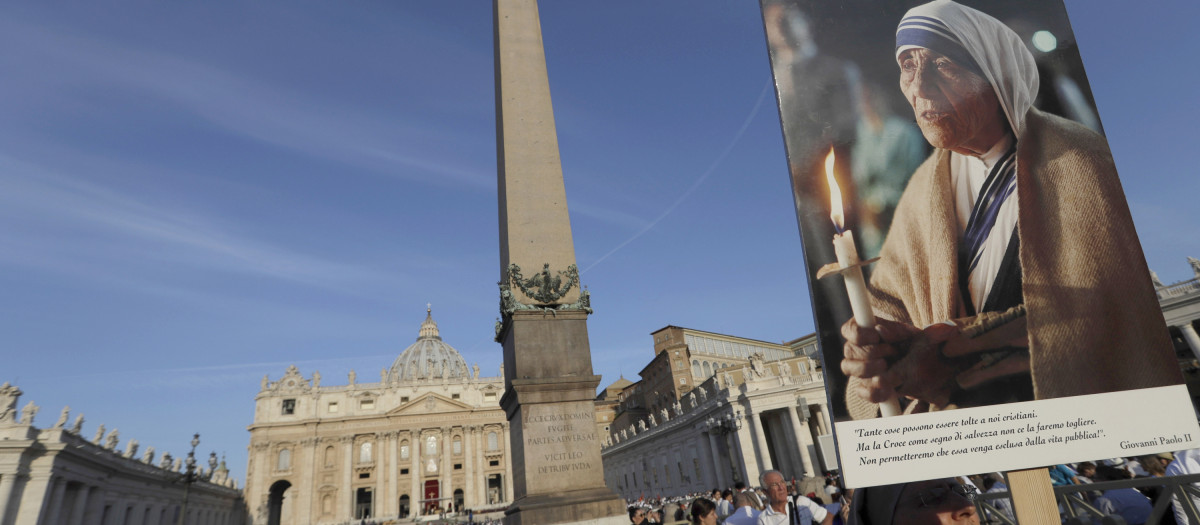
[419,305,440,339]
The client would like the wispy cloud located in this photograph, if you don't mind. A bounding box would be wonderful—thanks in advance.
[0,154,408,296]
[0,18,492,190]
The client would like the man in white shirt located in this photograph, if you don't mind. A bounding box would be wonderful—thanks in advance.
[757,470,831,525]
[725,493,762,525]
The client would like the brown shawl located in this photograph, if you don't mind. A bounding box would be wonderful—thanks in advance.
[847,108,1181,420]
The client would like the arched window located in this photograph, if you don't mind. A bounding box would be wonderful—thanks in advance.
[487,432,499,451]
[703,362,711,377]
[692,360,701,378]
[322,494,333,515]
[453,436,462,455]
[400,440,410,460]
[277,448,290,471]
[359,442,372,463]
[324,446,336,467]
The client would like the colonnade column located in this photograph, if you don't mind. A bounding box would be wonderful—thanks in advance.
[502,423,514,502]
[789,407,816,478]
[41,476,68,525]
[410,432,421,518]
[0,471,20,525]
[705,432,726,489]
[341,437,353,519]
[1181,323,1200,362]
[68,485,93,525]
[750,412,772,474]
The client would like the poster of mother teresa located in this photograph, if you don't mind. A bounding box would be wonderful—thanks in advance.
[761,0,1188,433]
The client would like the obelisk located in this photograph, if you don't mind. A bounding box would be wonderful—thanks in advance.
[493,1,626,524]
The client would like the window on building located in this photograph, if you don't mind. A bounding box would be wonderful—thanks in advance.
[451,393,460,400]
[277,449,291,471]
[358,472,370,479]
[703,362,711,377]
[400,468,409,475]
[400,441,410,460]
[425,435,437,455]
[454,463,462,470]
[281,399,296,415]
[360,442,372,463]
[487,432,499,451]
[453,436,462,455]
[360,399,374,410]
[489,460,499,467]
[692,361,701,378]
[484,393,497,403]
[680,378,687,385]
[327,402,338,413]
[324,446,336,468]
[401,396,410,403]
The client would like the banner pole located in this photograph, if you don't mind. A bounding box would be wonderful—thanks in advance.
[1007,468,1057,524]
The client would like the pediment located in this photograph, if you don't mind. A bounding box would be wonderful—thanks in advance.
[387,393,473,416]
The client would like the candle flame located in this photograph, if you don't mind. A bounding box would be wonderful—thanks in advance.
[824,148,844,231]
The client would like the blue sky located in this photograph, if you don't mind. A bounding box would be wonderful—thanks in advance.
[2,1,1197,485]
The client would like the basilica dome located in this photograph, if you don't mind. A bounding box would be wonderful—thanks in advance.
[389,307,469,381]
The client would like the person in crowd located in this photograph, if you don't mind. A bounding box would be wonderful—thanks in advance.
[840,0,1177,419]
[846,478,978,524]
[690,497,718,525]
[1048,464,1078,486]
[718,489,735,519]
[757,470,832,525]
[980,474,1013,522]
[630,505,647,525]
[725,493,762,525]
[1093,465,1152,525]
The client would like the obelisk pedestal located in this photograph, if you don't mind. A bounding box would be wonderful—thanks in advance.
[493,0,626,523]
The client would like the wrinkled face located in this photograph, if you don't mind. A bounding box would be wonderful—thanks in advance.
[898,48,1006,156]
[894,479,980,525]
[764,472,789,506]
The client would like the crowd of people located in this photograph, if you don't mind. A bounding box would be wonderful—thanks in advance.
[626,471,845,525]
[620,450,1200,525]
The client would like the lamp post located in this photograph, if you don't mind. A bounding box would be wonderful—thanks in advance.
[177,433,199,525]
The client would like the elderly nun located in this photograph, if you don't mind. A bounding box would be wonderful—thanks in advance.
[840,0,1179,419]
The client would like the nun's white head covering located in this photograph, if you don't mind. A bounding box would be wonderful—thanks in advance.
[896,0,1039,135]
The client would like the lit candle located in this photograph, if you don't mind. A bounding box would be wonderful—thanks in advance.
[825,149,901,417]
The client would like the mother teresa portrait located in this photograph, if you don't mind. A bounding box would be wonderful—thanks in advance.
[840,0,1180,419]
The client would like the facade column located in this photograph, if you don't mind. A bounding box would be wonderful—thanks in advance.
[297,439,314,524]
[463,426,475,509]
[374,433,384,518]
[440,428,451,511]
[410,432,421,518]
[22,473,54,525]
[502,423,514,502]
[341,437,353,520]
[68,485,92,525]
[751,412,772,474]
[387,432,399,518]
[705,432,726,489]
[0,472,20,525]
[1181,323,1200,362]
[789,407,816,478]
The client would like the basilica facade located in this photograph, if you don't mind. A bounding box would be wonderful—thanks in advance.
[244,310,511,524]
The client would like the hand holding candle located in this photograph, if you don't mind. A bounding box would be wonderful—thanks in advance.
[819,149,902,418]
